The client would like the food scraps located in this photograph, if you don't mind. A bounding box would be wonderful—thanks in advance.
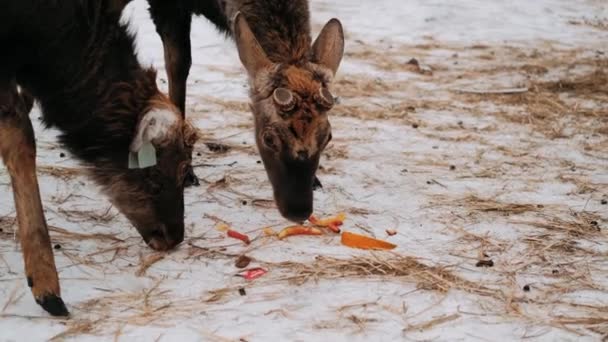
[235,255,252,268]
[239,268,267,281]
[309,213,346,233]
[227,229,251,245]
[277,226,323,239]
[341,231,397,250]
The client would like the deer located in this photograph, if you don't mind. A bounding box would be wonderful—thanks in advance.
[147,0,345,222]
[0,0,197,316]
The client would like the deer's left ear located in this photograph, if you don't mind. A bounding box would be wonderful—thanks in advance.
[233,12,272,77]
[312,19,345,76]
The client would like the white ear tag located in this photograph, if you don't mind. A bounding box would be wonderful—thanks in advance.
[137,142,157,169]
[128,151,140,169]
[128,142,157,169]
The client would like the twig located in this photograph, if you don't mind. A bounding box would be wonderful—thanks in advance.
[454,87,529,94]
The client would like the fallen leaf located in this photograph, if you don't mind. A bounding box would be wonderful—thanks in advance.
[341,232,397,250]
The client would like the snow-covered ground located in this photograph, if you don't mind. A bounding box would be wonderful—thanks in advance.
[1,0,607,341]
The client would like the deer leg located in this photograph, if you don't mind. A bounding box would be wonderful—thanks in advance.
[0,83,68,316]
[148,2,199,186]
[149,2,192,116]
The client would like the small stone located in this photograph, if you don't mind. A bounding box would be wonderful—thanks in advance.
[426,181,432,185]
[475,259,494,267]
[449,165,456,171]
[523,285,530,292]
[54,244,61,250]
[412,123,419,129]
[238,288,247,296]
[601,199,607,205]
[59,153,65,158]
[242,200,248,206]
[590,221,598,226]
[552,269,559,275]
[256,160,261,164]
[386,229,397,236]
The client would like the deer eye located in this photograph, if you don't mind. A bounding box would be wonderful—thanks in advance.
[262,130,280,152]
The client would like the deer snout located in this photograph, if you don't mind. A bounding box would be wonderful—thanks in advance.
[143,223,184,251]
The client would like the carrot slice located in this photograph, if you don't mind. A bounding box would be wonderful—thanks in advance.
[227,230,251,245]
[341,231,397,250]
[277,226,323,239]
[309,213,345,233]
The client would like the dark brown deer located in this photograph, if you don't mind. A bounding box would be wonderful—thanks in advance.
[1,0,196,316]
[148,0,345,221]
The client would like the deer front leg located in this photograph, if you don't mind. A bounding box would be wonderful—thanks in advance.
[0,84,68,316]
[148,2,199,186]
[148,1,192,116]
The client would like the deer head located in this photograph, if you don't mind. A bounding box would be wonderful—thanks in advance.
[233,13,344,222]
[95,95,197,251]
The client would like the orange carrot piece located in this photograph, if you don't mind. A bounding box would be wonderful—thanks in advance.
[309,213,345,233]
[341,231,397,250]
[277,226,323,240]
[327,223,341,233]
[227,230,251,245]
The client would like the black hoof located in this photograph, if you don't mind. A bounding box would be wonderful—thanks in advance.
[36,294,69,317]
[313,176,323,191]
[184,164,200,187]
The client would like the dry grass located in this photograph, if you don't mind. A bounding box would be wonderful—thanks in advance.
[274,254,499,297]
[452,195,543,215]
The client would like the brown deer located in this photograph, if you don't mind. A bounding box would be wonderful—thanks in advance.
[148,0,345,221]
[1,0,196,316]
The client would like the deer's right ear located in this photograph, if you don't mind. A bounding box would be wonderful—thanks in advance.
[233,12,272,77]
[130,108,179,153]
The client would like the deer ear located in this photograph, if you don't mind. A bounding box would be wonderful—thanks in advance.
[233,12,272,77]
[130,108,179,153]
[312,19,345,76]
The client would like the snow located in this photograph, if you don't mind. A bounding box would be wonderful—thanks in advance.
[1,0,607,341]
